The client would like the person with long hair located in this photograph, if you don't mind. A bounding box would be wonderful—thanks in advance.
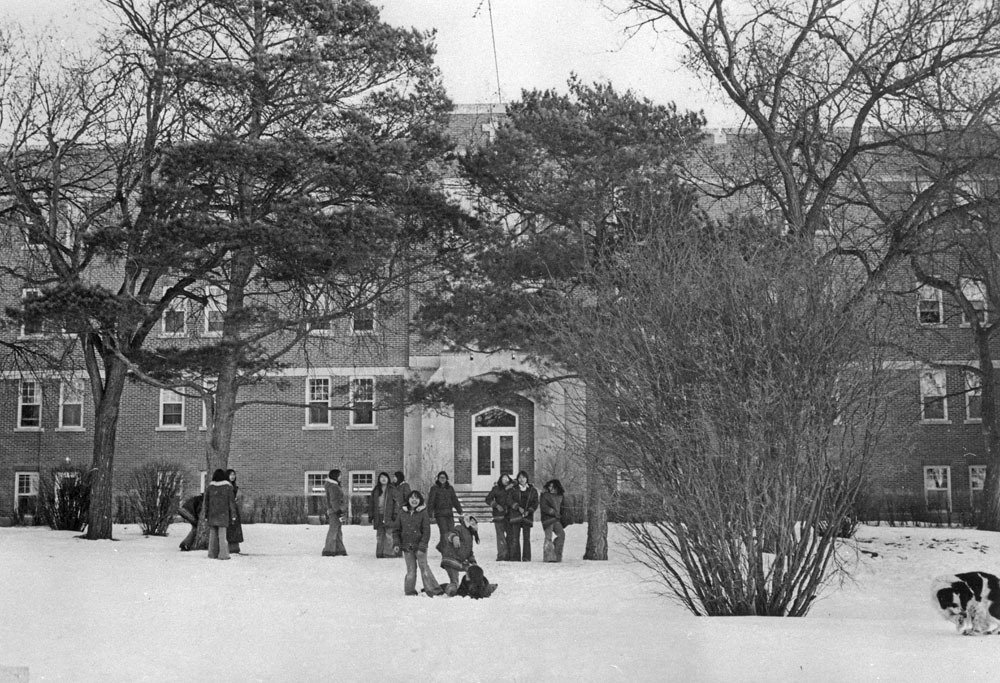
[226,469,244,554]
[485,473,514,561]
[425,470,463,553]
[540,479,566,562]
[507,470,539,562]
[205,469,237,560]
[322,469,348,557]
[390,490,444,596]
[370,472,397,558]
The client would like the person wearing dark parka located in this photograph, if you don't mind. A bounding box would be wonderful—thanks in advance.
[507,470,539,562]
[425,470,463,553]
[205,468,238,560]
[323,469,348,557]
[226,468,244,554]
[389,490,444,596]
[540,478,566,562]
[484,473,514,561]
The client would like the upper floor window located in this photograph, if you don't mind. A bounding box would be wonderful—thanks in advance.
[59,379,85,429]
[20,289,53,337]
[203,286,224,337]
[351,304,375,334]
[159,389,185,428]
[349,377,375,427]
[18,380,42,429]
[960,278,987,325]
[917,285,943,325]
[162,290,187,337]
[306,377,332,426]
[919,368,948,422]
[965,371,982,422]
[306,288,334,335]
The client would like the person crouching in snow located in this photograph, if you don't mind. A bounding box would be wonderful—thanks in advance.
[390,490,444,596]
[205,468,238,560]
[441,515,480,596]
[177,493,202,551]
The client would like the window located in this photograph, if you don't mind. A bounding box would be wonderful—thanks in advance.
[351,304,375,333]
[159,389,185,428]
[919,368,948,422]
[917,285,943,325]
[203,286,224,336]
[306,288,334,335]
[162,291,187,337]
[306,377,331,426]
[199,379,216,430]
[20,289,49,337]
[349,377,375,427]
[14,472,39,516]
[616,468,646,493]
[348,470,375,522]
[924,466,951,512]
[966,371,982,422]
[970,465,987,511]
[960,278,987,325]
[305,471,328,516]
[59,379,85,429]
[18,380,42,429]
[474,408,517,428]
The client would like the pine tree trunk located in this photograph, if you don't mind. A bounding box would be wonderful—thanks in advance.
[584,446,609,560]
[84,360,129,540]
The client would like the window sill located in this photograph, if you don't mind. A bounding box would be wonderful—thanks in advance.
[303,425,334,431]
[965,419,983,424]
[919,419,951,425]
[55,427,85,432]
[155,426,187,432]
[307,330,336,337]
[917,322,946,328]
[160,333,187,339]
[14,427,44,432]
[347,424,377,431]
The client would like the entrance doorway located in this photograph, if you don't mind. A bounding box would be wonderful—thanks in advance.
[471,408,518,490]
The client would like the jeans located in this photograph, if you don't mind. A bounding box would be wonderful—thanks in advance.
[434,515,454,554]
[544,521,565,562]
[404,550,442,595]
[508,523,531,561]
[493,521,509,561]
[207,525,229,560]
[323,515,347,556]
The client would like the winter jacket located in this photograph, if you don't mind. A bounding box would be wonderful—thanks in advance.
[205,481,238,527]
[508,484,539,527]
[325,478,345,517]
[179,494,203,524]
[484,485,511,524]
[440,522,478,572]
[228,482,244,543]
[426,481,463,519]
[391,503,431,553]
[539,491,563,529]
[370,485,390,529]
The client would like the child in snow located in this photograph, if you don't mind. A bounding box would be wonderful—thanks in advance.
[440,515,480,596]
[390,490,444,596]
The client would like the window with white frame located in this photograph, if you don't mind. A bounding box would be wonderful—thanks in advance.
[306,288,334,334]
[305,471,328,515]
[965,370,982,422]
[960,278,988,325]
[203,286,225,336]
[306,377,332,426]
[162,290,187,337]
[919,368,948,421]
[349,470,375,521]
[14,471,39,516]
[199,471,206,493]
[59,379,85,429]
[349,377,375,427]
[199,378,216,430]
[924,465,951,512]
[20,289,48,337]
[159,389,185,428]
[917,285,943,325]
[18,380,42,429]
[970,465,986,510]
[351,303,375,334]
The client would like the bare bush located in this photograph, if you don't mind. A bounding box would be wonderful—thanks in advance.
[127,461,186,536]
[39,467,91,532]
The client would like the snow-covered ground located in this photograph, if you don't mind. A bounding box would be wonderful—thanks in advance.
[0,522,998,682]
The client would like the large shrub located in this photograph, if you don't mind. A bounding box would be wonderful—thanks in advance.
[127,461,186,536]
[39,466,91,532]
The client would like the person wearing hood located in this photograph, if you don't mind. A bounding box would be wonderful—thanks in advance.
[391,471,411,551]
[540,479,566,562]
[389,490,444,596]
[322,469,348,557]
[226,469,244,554]
[205,468,238,560]
[484,474,514,561]
[440,515,480,596]
[425,470,463,553]
[508,470,539,562]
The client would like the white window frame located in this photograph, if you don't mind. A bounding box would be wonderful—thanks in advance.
[14,471,39,515]
[348,376,375,428]
[161,289,188,337]
[917,285,943,326]
[58,379,85,430]
[348,470,375,521]
[965,370,983,423]
[203,286,225,337]
[19,289,47,338]
[919,368,948,422]
[199,471,206,493]
[306,288,335,335]
[970,465,987,508]
[351,297,376,334]
[305,377,332,428]
[923,465,952,512]
[17,379,42,430]
[158,388,186,429]
[960,278,988,326]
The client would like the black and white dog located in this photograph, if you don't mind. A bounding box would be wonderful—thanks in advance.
[931,572,1000,635]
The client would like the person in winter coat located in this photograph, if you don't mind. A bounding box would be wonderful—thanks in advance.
[205,469,238,560]
[370,472,401,558]
[425,471,463,553]
[540,479,566,562]
[440,515,480,596]
[507,470,539,562]
[389,490,444,596]
[322,469,348,557]
[226,469,244,554]
[391,471,411,551]
[177,493,203,552]
[484,474,514,561]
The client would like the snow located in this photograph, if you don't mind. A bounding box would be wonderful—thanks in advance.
[1,523,998,682]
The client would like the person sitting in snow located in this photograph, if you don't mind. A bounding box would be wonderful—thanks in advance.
[390,490,444,596]
[440,515,480,596]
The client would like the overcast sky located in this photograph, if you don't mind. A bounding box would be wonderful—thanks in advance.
[0,0,739,125]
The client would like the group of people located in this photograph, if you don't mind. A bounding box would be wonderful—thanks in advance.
[322,468,569,596]
[177,468,244,560]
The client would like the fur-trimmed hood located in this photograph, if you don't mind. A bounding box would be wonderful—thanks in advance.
[402,503,426,514]
[209,480,232,487]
